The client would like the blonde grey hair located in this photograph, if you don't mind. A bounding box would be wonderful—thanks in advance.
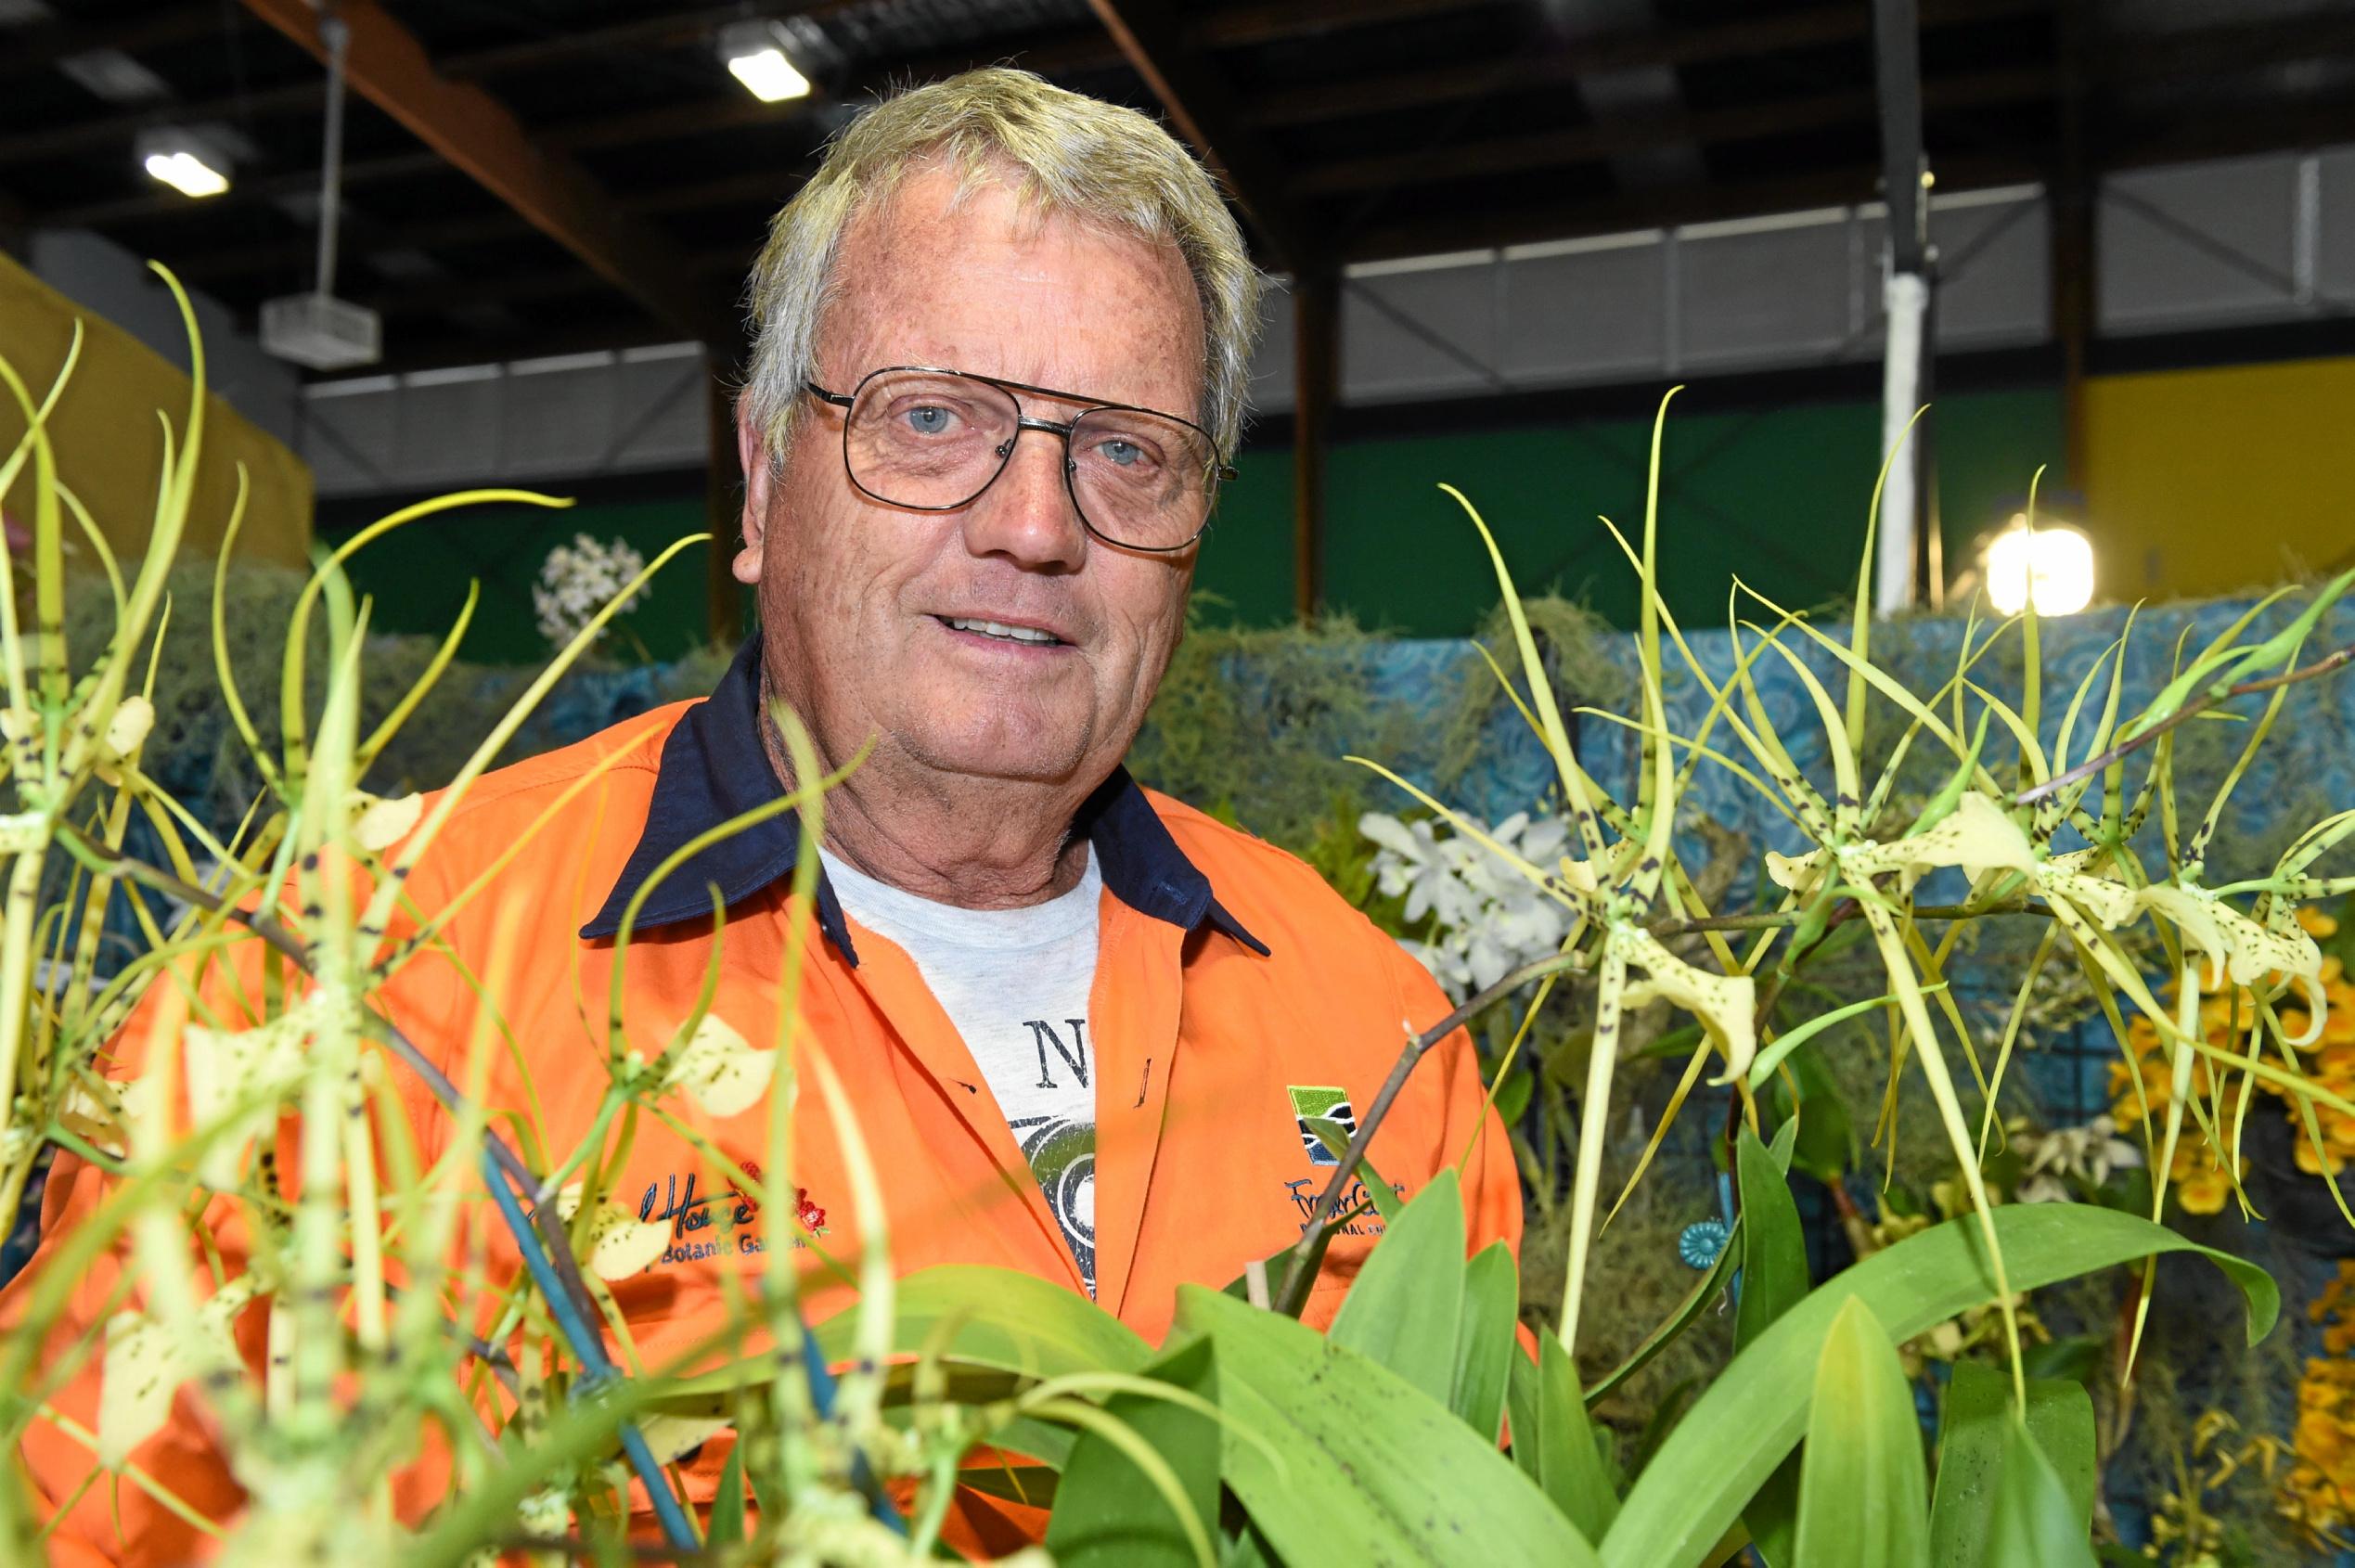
[740,68,1263,466]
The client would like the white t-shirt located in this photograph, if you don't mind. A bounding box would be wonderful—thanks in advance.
[819,846,1101,1293]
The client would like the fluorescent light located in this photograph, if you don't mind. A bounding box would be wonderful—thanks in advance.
[1985,518,2094,617]
[143,149,228,198]
[136,129,231,198]
[727,45,810,102]
[718,19,813,102]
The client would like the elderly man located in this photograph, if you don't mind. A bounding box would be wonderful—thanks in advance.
[9,68,1517,1560]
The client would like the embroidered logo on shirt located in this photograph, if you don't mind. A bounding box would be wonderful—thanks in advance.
[1282,1176,1395,1239]
[636,1163,828,1266]
[1288,1084,1358,1165]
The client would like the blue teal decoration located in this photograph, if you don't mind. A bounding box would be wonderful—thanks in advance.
[1679,1217,1731,1270]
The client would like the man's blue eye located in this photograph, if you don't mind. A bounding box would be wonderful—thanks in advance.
[1101,439,1143,467]
[905,405,953,434]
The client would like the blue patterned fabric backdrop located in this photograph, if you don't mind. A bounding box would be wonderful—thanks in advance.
[1364,594,2355,871]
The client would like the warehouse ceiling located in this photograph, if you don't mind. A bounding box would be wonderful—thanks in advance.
[6,0,2354,374]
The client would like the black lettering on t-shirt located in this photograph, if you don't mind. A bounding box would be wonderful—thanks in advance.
[1027,1017,1090,1089]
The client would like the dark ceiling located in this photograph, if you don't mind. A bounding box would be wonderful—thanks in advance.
[6,0,2352,375]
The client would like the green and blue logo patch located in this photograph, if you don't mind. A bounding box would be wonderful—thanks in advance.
[1288,1084,1358,1166]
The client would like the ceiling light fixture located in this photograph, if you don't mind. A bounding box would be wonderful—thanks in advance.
[1985,516,2095,617]
[719,19,812,103]
[135,129,229,199]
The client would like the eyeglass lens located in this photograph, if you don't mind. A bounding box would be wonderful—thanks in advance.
[842,369,1216,550]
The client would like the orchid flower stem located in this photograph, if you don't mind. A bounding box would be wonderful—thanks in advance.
[54,826,700,1550]
[2017,639,2354,806]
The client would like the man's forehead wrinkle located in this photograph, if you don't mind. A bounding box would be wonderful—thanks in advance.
[817,171,1203,417]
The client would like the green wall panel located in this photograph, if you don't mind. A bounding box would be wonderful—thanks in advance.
[322,497,720,664]
[1210,386,2065,636]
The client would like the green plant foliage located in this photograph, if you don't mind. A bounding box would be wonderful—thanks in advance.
[1792,1296,1931,1568]
[1736,1123,1808,1566]
[1173,1284,1602,1566]
[1044,1337,1222,1568]
[1451,1241,1519,1445]
[1931,1360,2098,1568]
[1507,1330,1620,1541]
[1602,1206,2276,1568]
[1981,1416,2102,1568]
[1325,1166,1465,1404]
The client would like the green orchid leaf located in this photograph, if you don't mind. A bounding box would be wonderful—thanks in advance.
[1451,1241,1518,1444]
[1047,1337,1222,1568]
[1929,1362,2097,1568]
[655,1266,1155,1406]
[1977,1415,2099,1568]
[1737,1122,1809,1567]
[1508,1329,1619,1541]
[1601,1205,2275,1568]
[707,1437,746,1549]
[1178,1285,1600,1565]
[1327,1168,1465,1404]
[1792,1297,1929,1568]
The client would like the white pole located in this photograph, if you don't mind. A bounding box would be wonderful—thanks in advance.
[315,14,350,299]
[1876,269,1929,614]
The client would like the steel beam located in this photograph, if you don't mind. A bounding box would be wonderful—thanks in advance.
[1084,0,1320,269]
[236,0,737,349]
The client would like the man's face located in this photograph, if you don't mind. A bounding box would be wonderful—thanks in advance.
[735,165,1204,794]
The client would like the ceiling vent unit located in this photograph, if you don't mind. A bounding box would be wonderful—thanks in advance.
[261,291,382,371]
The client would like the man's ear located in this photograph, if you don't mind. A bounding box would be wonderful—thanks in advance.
[733,405,774,586]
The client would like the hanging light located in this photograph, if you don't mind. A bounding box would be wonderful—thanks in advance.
[136,128,229,199]
[718,19,812,103]
[1985,515,2095,617]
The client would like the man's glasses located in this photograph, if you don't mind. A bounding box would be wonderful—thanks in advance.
[803,366,1236,554]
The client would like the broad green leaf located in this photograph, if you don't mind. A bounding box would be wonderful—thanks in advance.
[1792,1298,1928,1568]
[1734,1125,1808,1349]
[1979,1417,2098,1568]
[1047,1337,1221,1568]
[1736,1123,1808,1568]
[1508,1330,1618,1540]
[707,1439,746,1549]
[1177,1285,1599,1566]
[664,1266,1150,1399]
[1327,1168,1464,1404]
[1929,1364,2096,1568]
[1450,1242,1518,1444]
[1601,1205,2276,1568]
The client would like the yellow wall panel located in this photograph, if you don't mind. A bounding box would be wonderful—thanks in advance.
[2083,356,2355,602]
[0,255,312,572]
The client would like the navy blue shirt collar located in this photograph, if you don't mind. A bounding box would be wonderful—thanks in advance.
[580,635,1268,964]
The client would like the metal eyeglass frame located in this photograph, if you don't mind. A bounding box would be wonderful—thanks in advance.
[803,365,1238,554]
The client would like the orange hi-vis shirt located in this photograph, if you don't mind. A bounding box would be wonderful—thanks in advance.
[6,635,1521,1562]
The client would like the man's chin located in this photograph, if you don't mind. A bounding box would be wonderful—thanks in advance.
[900,714,1096,788]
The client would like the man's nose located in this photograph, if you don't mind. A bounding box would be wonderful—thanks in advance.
[960,425,1087,571]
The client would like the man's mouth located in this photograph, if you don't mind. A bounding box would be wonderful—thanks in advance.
[936,615,1068,648]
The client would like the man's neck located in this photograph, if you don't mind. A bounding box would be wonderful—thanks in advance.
[757,684,1093,911]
